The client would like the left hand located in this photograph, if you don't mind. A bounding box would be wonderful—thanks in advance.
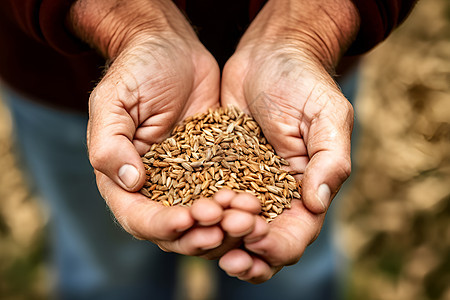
[218,0,360,283]
[70,0,268,259]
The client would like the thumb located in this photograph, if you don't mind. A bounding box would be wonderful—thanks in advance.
[302,149,351,214]
[301,102,353,214]
[87,91,146,192]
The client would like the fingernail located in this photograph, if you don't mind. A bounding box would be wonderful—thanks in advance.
[118,164,139,189]
[317,184,331,210]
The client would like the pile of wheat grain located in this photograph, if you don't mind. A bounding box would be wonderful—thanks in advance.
[140,106,301,222]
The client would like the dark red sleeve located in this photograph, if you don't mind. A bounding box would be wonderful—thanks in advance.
[346,0,418,55]
[8,0,89,55]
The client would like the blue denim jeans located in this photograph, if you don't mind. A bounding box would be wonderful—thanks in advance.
[2,68,358,299]
[3,88,178,300]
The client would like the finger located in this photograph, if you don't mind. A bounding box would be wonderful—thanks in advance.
[302,96,353,214]
[218,249,253,276]
[237,256,280,284]
[212,188,235,208]
[198,234,242,260]
[88,86,146,192]
[218,248,279,284]
[244,200,324,266]
[213,190,261,215]
[160,225,224,256]
[302,151,351,214]
[199,215,269,260]
[97,172,194,240]
[229,192,261,214]
[243,216,269,244]
[191,198,224,226]
[221,209,255,238]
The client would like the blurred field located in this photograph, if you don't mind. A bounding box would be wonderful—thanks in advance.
[340,0,450,299]
[0,0,449,299]
[0,92,48,296]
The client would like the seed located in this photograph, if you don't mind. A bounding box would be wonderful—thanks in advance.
[201,180,210,190]
[139,106,301,222]
[140,188,151,197]
[209,185,219,192]
[220,161,231,169]
[266,185,283,196]
[171,157,186,163]
[250,181,260,191]
[194,184,202,195]
[189,160,204,168]
[181,162,194,172]
[226,122,235,134]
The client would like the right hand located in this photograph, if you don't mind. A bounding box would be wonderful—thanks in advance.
[218,0,359,282]
[70,0,266,258]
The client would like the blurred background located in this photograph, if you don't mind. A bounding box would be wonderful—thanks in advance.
[0,0,449,299]
[339,0,450,299]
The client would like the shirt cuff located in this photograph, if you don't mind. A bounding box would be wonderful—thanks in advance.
[346,0,393,55]
[39,0,91,55]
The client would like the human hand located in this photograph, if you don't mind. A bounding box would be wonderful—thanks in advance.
[189,189,269,260]
[219,0,360,283]
[69,0,267,257]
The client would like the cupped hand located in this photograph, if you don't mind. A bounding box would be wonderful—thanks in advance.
[71,0,267,258]
[89,40,268,257]
[89,33,225,254]
[98,175,268,258]
[222,44,354,214]
[219,0,359,282]
[220,42,353,284]
[72,0,230,256]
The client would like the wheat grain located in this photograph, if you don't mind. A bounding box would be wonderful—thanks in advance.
[140,106,301,222]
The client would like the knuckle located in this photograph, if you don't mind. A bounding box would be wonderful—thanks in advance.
[285,254,301,267]
[337,156,352,180]
[346,101,355,126]
[88,143,111,172]
[345,98,354,114]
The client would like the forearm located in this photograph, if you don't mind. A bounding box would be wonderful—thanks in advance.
[240,0,360,71]
[68,0,196,59]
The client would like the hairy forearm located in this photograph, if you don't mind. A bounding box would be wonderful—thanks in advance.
[241,0,360,71]
[68,0,195,59]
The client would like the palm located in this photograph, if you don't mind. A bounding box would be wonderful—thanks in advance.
[222,47,341,177]
[91,41,220,157]
[87,37,230,254]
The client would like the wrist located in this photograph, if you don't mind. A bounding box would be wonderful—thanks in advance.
[69,0,196,59]
[240,0,360,72]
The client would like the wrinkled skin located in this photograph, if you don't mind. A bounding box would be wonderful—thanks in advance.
[72,0,358,284]
[219,42,353,283]
[85,17,268,260]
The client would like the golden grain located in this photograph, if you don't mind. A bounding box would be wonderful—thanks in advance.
[139,106,301,222]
